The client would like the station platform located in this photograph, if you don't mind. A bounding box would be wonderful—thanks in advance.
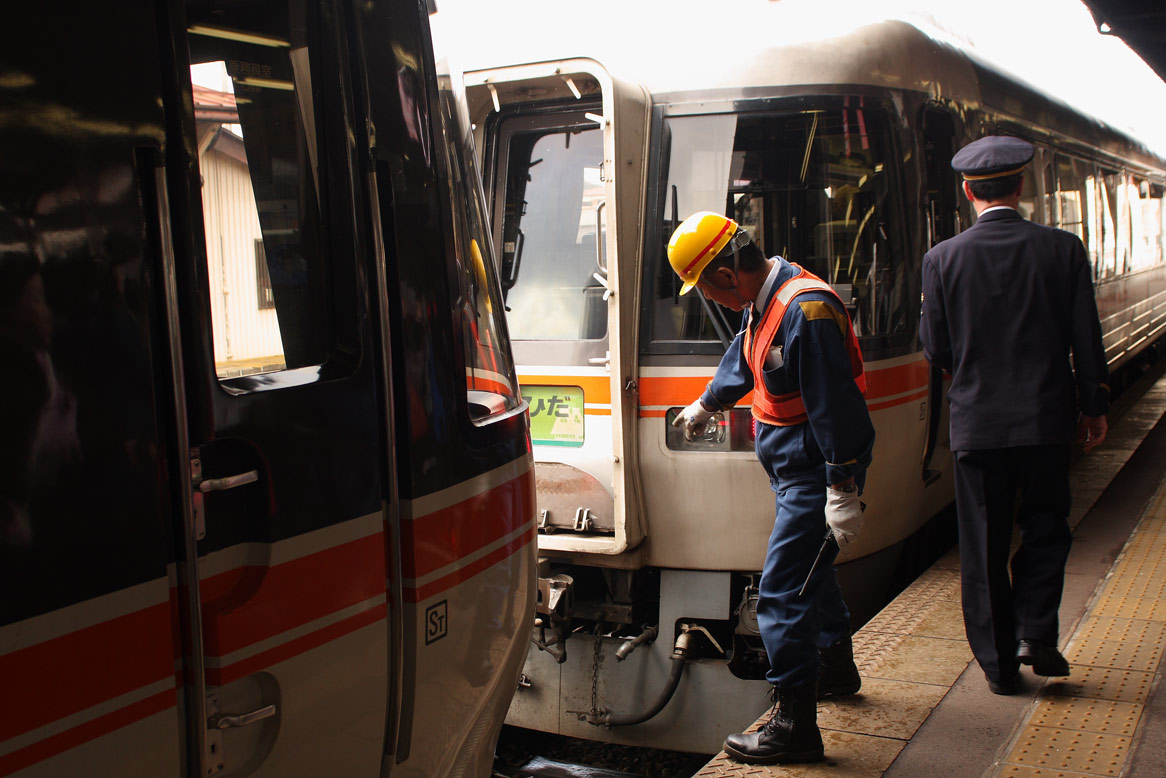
[695,372,1166,778]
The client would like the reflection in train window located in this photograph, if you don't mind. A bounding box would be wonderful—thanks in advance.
[430,58,522,421]
[1054,155,1095,276]
[187,1,337,381]
[1099,169,1121,278]
[652,98,908,351]
[1131,178,1166,271]
[497,123,607,341]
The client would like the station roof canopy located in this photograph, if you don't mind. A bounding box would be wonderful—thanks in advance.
[1080,0,1166,82]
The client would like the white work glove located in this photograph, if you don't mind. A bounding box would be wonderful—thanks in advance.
[672,398,715,441]
[825,485,864,554]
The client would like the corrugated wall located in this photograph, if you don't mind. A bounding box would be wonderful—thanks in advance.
[199,143,285,368]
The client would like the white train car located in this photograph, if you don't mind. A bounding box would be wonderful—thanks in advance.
[456,3,1166,755]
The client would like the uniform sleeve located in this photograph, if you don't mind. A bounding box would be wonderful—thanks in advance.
[785,299,875,486]
[1067,236,1110,416]
[701,324,754,411]
[919,251,952,372]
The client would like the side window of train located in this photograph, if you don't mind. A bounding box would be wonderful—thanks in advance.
[1018,146,1045,223]
[429,60,522,422]
[1054,154,1106,279]
[650,98,912,356]
[1099,169,1122,278]
[1130,178,1166,271]
[186,0,356,387]
[1039,150,1058,227]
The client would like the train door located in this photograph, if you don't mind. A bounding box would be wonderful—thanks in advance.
[169,1,398,775]
[1,2,186,776]
[464,62,651,557]
[920,107,959,483]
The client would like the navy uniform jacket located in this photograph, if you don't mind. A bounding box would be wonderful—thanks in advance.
[700,258,874,489]
[919,208,1109,451]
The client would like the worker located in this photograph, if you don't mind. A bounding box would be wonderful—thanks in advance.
[919,135,1109,695]
[669,212,874,764]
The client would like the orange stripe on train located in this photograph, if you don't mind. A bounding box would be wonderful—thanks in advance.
[0,689,176,778]
[0,604,173,744]
[406,525,536,603]
[200,534,386,659]
[402,469,535,580]
[636,359,930,408]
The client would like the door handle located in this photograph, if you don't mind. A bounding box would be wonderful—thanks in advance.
[208,704,276,730]
[199,470,259,493]
[190,457,258,540]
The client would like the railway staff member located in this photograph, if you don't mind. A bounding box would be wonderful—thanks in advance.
[919,136,1109,696]
[669,212,874,765]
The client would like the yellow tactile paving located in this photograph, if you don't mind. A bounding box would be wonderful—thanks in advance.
[999,767,1109,778]
[1027,698,1142,737]
[1005,726,1132,776]
[1071,616,1166,648]
[1043,667,1156,705]
[1064,633,1164,673]
[990,479,1166,778]
[694,381,1166,778]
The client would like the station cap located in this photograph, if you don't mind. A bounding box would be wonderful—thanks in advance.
[951,136,1034,180]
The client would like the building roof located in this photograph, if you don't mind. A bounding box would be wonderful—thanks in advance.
[193,84,239,123]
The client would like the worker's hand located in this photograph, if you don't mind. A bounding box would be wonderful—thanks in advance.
[672,398,715,441]
[1077,413,1108,453]
[825,486,864,554]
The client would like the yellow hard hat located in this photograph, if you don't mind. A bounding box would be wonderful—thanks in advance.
[667,211,739,295]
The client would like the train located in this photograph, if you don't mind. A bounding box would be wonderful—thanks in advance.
[0,1,536,777]
[455,2,1166,755]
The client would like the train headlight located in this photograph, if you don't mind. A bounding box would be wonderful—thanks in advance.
[664,408,756,452]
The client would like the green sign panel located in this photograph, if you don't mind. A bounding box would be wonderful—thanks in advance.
[523,385,585,447]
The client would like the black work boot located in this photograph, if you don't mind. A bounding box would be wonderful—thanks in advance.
[817,634,862,699]
[722,682,824,765]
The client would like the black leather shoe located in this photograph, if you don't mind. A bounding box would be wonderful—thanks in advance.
[723,683,824,765]
[818,635,862,699]
[1017,640,1070,676]
[986,671,1020,695]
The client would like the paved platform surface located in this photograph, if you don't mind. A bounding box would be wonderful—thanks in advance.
[694,372,1166,778]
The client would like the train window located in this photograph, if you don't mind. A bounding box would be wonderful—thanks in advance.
[1130,177,1166,270]
[430,50,521,420]
[494,119,607,341]
[652,98,909,352]
[1018,154,1042,223]
[1099,169,1122,277]
[1053,155,1095,276]
[187,0,345,383]
[1038,151,1058,228]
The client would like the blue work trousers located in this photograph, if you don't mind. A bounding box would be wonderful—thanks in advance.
[757,479,852,689]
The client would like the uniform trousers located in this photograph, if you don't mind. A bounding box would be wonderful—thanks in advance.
[757,476,852,688]
[953,445,1072,682]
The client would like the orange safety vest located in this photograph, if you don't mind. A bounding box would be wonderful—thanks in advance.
[742,265,867,426]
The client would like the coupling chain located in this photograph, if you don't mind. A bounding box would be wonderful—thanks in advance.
[589,624,603,716]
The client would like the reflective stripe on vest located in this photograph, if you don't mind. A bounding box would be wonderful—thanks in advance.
[742,266,867,426]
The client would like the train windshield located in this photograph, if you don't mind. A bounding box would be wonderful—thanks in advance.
[494,119,607,341]
[650,98,910,354]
